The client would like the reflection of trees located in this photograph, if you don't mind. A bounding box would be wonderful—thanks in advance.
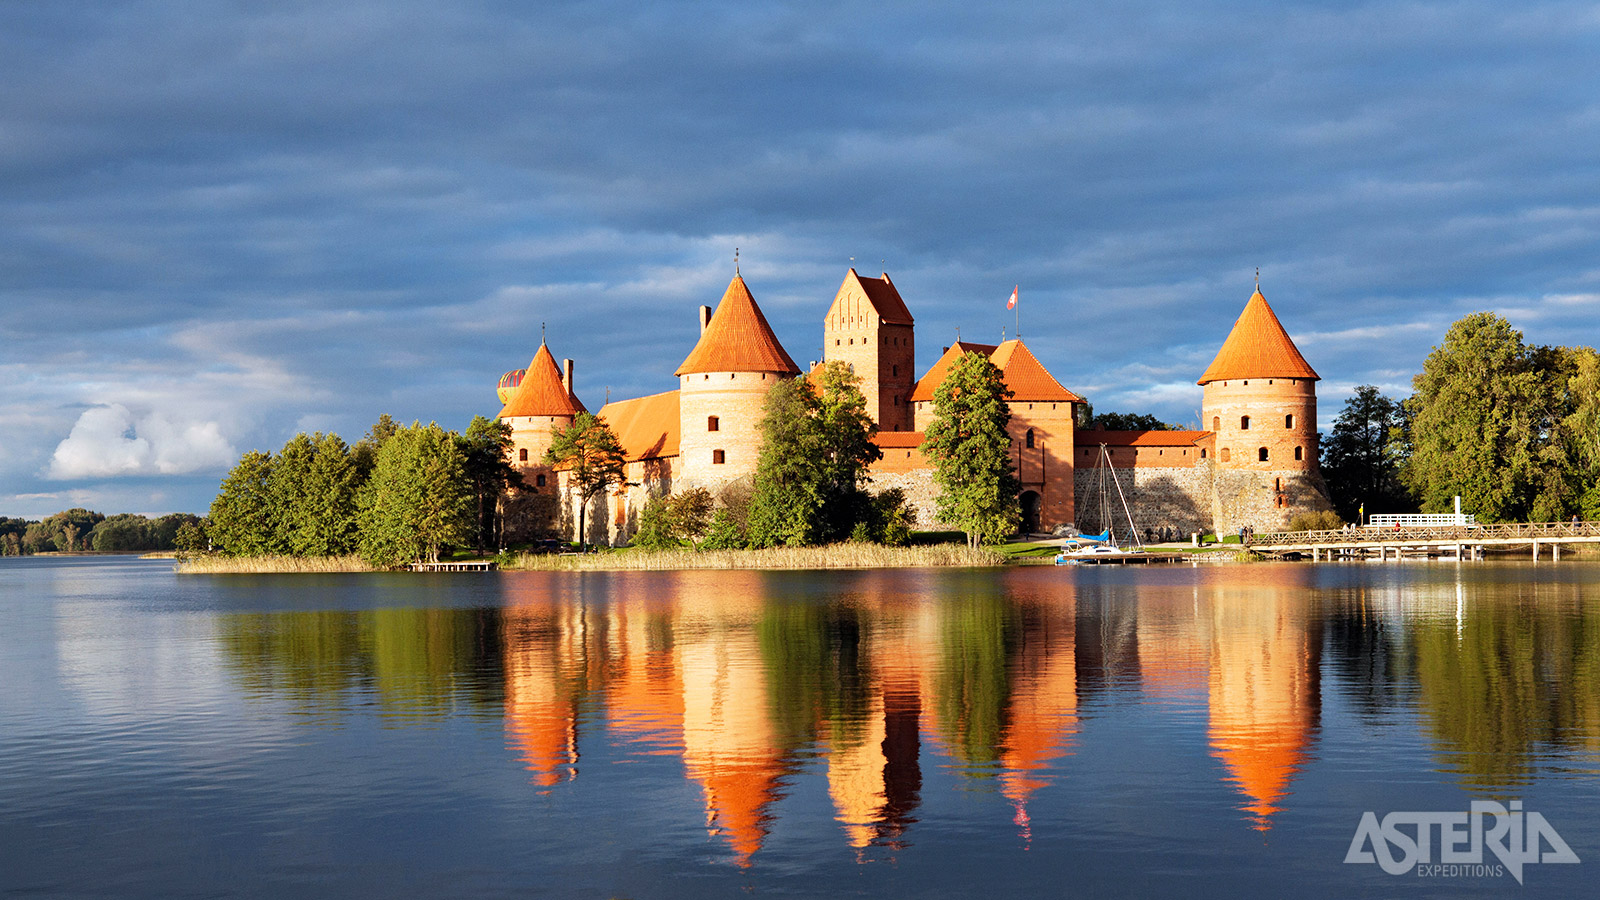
[1321,587,1407,717]
[757,601,873,751]
[218,607,504,715]
[931,594,1019,768]
[1414,585,1600,787]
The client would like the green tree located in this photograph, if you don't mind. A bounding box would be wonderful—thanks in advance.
[747,377,826,547]
[543,412,628,549]
[151,513,202,550]
[747,363,882,547]
[275,433,360,556]
[1321,386,1414,522]
[359,422,475,566]
[457,416,522,551]
[351,413,399,481]
[0,518,28,556]
[921,352,1021,547]
[90,514,156,551]
[812,362,883,540]
[174,520,208,556]
[208,451,281,555]
[1403,314,1552,522]
[699,508,746,550]
[1560,347,1600,519]
[633,487,716,550]
[29,508,106,552]
[1092,411,1177,430]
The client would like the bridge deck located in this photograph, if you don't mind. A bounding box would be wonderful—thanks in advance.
[1248,521,1600,560]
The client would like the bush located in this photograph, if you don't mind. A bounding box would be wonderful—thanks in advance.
[1221,534,1241,544]
[699,509,745,550]
[1288,509,1346,532]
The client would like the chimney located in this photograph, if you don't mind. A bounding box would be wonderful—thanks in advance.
[563,359,575,396]
[699,305,713,334]
[942,346,949,355]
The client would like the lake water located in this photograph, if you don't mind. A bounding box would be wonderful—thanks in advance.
[2,556,1596,898]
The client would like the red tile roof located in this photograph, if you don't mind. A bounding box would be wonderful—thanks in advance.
[497,343,586,418]
[872,431,926,448]
[908,340,1082,404]
[598,390,680,461]
[676,275,801,376]
[1198,288,1319,384]
[1076,429,1210,447]
[849,269,914,326]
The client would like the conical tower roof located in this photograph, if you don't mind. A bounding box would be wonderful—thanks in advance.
[498,342,587,418]
[1198,287,1319,385]
[676,274,801,376]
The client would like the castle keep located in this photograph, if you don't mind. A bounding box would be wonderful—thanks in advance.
[493,268,1333,544]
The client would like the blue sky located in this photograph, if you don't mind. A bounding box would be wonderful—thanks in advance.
[3,1,1598,518]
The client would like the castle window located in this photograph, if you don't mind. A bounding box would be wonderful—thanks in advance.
[1213,416,1220,431]
[519,449,528,462]
[730,373,736,379]
[893,365,898,376]
[1201,449,1208,459]
[703,374,709,380]
[849,338,854,345]
[708,416,719,432]
[536,474,546,487]
[712,450,725,464]
[1243,380,1249,386]
[1221,448,1230,462]
[1025,429,1035,448]
[1259,447,1269,461]
[1241,416,1251,430]
[1285,414,1294,428]
[1294,446,1304,461]
[1275,477,1282,490]
[836,339,841,346]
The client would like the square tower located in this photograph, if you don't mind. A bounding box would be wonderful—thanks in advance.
[822,269,916,432]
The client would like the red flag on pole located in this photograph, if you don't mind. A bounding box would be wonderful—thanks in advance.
[1007,285,1018,309]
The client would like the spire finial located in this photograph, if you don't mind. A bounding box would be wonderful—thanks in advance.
[735,247,739,275]
[1255,267,1260,290]
[541,322,546,344]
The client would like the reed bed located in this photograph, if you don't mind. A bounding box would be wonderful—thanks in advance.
[175,554,378,574]
[503,543,1005,571]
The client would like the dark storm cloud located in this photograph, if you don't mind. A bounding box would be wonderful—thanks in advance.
[2,0,1598,515]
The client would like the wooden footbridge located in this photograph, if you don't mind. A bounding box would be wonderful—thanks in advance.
[1248,520,1600,561]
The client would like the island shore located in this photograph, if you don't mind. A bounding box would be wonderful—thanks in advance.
[174,544,1003,573]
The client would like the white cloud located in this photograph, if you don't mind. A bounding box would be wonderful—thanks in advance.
[46,404,236,480]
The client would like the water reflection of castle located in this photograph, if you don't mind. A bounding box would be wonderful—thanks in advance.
[498,570,1323,864]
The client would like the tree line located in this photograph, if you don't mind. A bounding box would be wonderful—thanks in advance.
[1321,312,1600,524]
[0,509,203,556]
[205,414,519,565]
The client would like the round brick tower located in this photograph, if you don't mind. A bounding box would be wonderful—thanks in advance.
[675,273,801,492]
[497,339,585,539]
[1198,282,1329,531]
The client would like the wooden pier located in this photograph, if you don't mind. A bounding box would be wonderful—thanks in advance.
[1247,520,1600,561]
[1056,552,1191,565]
[409,560,498,572]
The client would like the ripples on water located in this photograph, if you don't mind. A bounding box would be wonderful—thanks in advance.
[1,556,1597,898]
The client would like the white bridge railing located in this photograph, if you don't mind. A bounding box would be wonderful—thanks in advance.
[1368,513,1477,527]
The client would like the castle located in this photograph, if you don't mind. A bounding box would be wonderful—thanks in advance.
[493,268,1333,544]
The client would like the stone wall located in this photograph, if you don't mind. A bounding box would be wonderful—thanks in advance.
[865,468,950,530]
[1210,468,1334,535]
[1074,461,1214,540]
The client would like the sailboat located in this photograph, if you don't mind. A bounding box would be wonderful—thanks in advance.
[1056,444,1144,564]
